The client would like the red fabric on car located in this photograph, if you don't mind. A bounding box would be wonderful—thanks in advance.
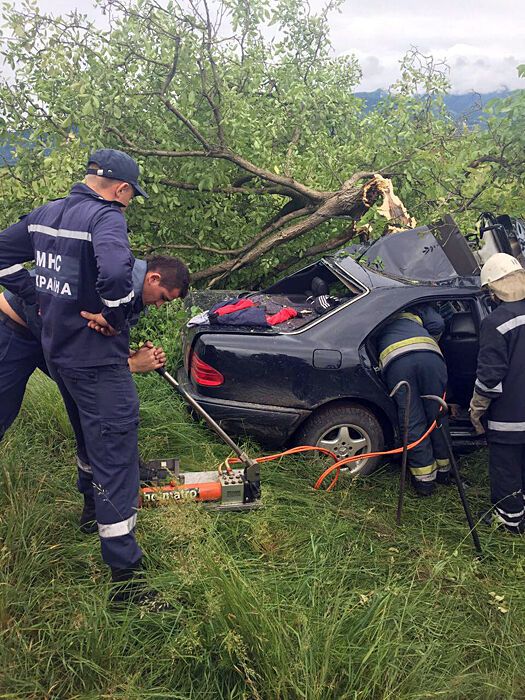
[266,308,298,325]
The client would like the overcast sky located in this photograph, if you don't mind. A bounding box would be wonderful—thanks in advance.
[10,0,525,93]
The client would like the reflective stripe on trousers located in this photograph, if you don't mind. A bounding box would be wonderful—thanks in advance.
[383,351,449,483]
[55,363,142,570]
[488,442,525,528]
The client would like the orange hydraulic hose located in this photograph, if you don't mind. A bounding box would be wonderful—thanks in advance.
[313,417,438,491]
[223,416,441,492]
[225,445,339,467]
[314,393,446,491]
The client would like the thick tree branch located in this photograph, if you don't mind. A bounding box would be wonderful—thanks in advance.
[258,225,359,282]
[193,178,380,286]
[107,128,327,201]
[157,177,303,198]
[135,241,239,256]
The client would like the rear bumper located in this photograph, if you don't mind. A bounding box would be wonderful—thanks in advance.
[176,369,310,447]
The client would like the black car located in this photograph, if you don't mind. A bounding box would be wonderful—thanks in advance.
[178,214,525,474]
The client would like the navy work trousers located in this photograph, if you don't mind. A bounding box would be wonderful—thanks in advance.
[0,319,48,440]
[488,442,525,531]
[52,362,143,570]
[384,351,450,482]
[0,316,91,475]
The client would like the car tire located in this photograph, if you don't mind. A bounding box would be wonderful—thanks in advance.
[293,403,384,476]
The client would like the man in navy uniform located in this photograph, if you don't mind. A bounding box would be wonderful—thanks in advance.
[0,149,182,606]
[377,305,450,496]
[470,253,525,535]
[0,255,190,521]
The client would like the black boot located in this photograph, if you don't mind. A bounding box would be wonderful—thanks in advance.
[411,478,436,497]
[479,510,525,535]
[436,470,471,488]
[436,470,451,486]
[79,498,97,535]
[109,564,173,612]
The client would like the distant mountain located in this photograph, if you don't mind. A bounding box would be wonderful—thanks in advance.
[0,90,516,165]
[354,89,514,125]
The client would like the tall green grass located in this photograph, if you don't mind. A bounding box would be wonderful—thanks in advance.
[1,370,525,699]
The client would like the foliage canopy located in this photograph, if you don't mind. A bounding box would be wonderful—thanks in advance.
[1,0,524,287]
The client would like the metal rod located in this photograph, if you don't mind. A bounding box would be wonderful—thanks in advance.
[421,394,482,555]
[156,367,249,461]
[390,380,411,526]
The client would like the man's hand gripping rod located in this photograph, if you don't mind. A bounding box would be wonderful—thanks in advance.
[155,367,260,499]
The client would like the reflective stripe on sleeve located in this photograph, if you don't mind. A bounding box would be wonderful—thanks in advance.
[100,290,135,307]
[475,378,503,395]
[487,420,525,432]
[28,224,92,242]
[496,315,525,335]
[379,336,442,369]
[0,263,24,277]
[98,513,137,538]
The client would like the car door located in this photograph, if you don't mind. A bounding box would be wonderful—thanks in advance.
[361,289,487,444]
[475,213,525,267]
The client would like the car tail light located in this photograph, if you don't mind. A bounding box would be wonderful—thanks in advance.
[191,353,224,387]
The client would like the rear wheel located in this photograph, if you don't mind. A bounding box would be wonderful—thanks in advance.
[294,403,384,476]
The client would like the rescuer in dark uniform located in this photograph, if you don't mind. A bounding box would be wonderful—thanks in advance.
[377,305,450,496]
[0,254,189,471]
[0,149,174,606]
[470,253,525,535]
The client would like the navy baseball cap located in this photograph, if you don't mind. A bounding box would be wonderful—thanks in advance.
[86,148,148,199]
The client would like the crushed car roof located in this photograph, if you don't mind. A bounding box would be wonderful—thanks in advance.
[331,216,482,287]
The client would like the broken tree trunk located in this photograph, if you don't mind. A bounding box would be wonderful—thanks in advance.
[191,173,388,287]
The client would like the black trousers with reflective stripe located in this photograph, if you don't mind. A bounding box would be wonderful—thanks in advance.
[488,442,525,527]
[384,351,449,481]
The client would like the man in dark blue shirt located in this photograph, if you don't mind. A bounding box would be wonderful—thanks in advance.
[0,149,186,606]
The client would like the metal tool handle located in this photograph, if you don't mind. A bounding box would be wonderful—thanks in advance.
[155,367,260,490]
[156,367,247,461]
[390,380,411,526]
[421,394,482,555]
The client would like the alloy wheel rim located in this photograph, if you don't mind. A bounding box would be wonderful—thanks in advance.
[317,423,372,473]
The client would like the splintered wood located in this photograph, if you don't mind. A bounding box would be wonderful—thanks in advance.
[364,174,417,230]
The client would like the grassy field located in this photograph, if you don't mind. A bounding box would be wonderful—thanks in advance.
[1,370,525,700]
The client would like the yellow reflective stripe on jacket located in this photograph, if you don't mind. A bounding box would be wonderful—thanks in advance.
[397,312,423,325]
[410,463,437,476]
[379,336,442,369]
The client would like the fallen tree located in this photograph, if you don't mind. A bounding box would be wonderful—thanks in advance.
[1,0,523,287]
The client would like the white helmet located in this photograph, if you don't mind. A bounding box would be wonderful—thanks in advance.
[480,253,523,287]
